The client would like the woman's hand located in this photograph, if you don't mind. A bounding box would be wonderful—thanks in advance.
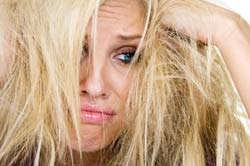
[162,0,244,45]
[162,0,250,115]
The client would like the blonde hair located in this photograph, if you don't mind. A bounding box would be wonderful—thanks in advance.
[0,0,250,166]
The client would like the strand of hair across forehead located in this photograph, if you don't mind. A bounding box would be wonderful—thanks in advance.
[142,0,152,165]
[135,0,151,57]
[123,0,153,164]
[126,0,152,78]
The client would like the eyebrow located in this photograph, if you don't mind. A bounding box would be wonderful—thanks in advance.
[117,34,142,41]
[84,34,142,42]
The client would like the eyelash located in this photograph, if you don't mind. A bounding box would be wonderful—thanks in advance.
[115,50,136,64]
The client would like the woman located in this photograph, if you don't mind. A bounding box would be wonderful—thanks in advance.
[0,0,250,165]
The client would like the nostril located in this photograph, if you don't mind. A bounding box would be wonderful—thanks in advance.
[101,93,108,98]
[80,90,88,95]
[80,87,108,99]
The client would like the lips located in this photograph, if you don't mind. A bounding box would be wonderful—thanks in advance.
[80,104,116,124]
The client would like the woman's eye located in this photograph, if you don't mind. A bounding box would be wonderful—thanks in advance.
[115,52,135,64]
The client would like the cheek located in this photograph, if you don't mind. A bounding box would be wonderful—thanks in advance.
[110,71,133,102]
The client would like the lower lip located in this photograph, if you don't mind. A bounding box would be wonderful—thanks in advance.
[80,110,115,124]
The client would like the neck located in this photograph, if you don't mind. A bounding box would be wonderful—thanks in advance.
[64,150,105,166]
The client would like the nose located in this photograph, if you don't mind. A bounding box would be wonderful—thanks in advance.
[80,63,109,100]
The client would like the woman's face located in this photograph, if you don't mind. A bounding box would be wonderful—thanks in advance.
[71,0,145,152]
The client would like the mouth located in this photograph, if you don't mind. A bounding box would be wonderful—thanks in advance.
[80,104,116,125]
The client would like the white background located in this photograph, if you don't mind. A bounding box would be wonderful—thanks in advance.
[211,0,250,21]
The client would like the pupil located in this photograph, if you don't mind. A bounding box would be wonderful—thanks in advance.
[123,53,133,63]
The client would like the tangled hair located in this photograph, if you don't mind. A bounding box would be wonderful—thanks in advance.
[0,0,250,166]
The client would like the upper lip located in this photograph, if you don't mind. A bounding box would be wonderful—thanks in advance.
[81,104,116,115]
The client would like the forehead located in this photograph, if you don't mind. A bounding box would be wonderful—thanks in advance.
[96,0,145,35]
[99,0,145,20]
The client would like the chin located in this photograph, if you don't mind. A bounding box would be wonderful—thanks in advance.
[71,138,110,153]
[80,141,107,152]
[70,125,113,152]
